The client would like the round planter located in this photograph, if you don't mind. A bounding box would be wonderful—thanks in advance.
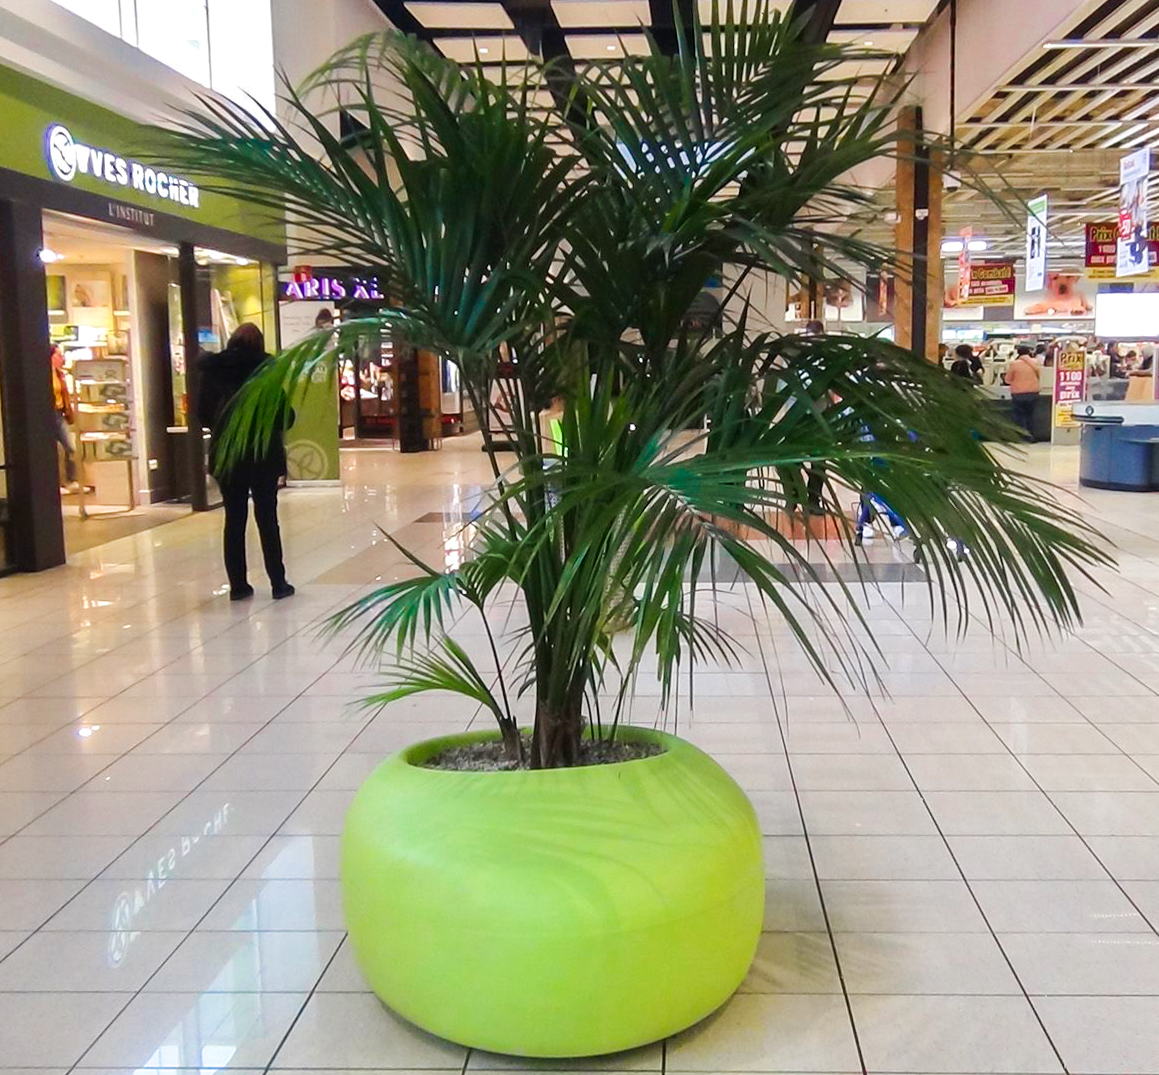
[340,726,763,1058]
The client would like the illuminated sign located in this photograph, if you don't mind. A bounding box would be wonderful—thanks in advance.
[44,123,201,209]
[281,274,384,302]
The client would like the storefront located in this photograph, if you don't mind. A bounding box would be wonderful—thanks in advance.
[0,63,285,572]
[278,267,465,451]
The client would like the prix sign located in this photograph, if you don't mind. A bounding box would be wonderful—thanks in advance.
[1086,220,1159,279]
[44,123,201,209]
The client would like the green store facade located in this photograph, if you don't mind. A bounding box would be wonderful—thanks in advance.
[0,63,302,573]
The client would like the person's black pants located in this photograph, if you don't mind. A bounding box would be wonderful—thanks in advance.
[1011,392,1038,439]
[219,469,287,591]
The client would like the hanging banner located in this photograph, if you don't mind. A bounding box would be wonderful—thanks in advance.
[1086,221,1159,279]
[1025,194,1048,292]
[957,226,972,304]
[1117,148,1151,277]
[945,260,1016,307]
[865,269,895,320]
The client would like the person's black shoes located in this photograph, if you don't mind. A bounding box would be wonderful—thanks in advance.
[230,584,255,601]
[272,582,296,600]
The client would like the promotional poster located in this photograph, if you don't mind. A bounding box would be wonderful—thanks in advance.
[1025,193,1048,292]
[1117,148,1151,277]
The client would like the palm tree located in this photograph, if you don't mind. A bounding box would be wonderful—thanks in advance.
[157,3,1108,768]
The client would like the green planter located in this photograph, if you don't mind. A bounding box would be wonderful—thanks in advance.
[340,726,763,1058]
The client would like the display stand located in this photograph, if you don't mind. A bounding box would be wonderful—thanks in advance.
[1051,349,1087,446]
[72,348,136,513]
[75,433,135,519]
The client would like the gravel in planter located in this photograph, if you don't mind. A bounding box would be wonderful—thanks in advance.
[423,733,662,771]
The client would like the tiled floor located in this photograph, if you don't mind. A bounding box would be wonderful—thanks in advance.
[3,438,1159,1073]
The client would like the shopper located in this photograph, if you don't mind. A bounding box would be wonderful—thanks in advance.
[198,323,294,601]
[950,343,981,382]
[1005,344,1041,439]
[50,344,77,490]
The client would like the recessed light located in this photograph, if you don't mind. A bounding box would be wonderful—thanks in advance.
[864,39,873,46]
[479,46,489,54]
[607,44,616,51]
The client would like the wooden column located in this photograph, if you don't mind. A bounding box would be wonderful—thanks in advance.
[894,106,944,360]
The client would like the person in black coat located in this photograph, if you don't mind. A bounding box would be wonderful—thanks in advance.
[198,323,294,601]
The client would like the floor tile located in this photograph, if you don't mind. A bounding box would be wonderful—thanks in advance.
[1087,836,1159,879]
[85,753,226,793]
[0,876,87,928]
[887,723,1008,755]
[239,834,342,879]
[273,992,467,1069]
[1050,791,1159,836]
[21,791,186,835]
[146,929,345,992]
[1020,753,1159,791]
[903,754,1038,792]
[1002,932,1159,995]
[947,835,1107,880]
[279,790,354,835]
[924,791,1070,836]
[666,993,860,1072]
[0,754,113,792]
[851,994,1062,1074]
[989,722,1119,755]
[835,931,1020,994]
[26,722,165,756]
[148,790,305,835]
[199,878,346,931]
[763,879,827,933]
[0,992,128,1066]
[970,879,1151,933]
[0,929,185,991]
[130,721,266,755]
[78,991,307,1069]
[1036,996,1159,1074]
[42,877,233,931]
[809,835,961,880]
[0,790,66,834]
[798,791,936,836]
[99,832,269,880]
[739,932,841,994]
[788,753,913,791]
[0,834,133,878]
[820,879,987,933]
[200,753,335,792]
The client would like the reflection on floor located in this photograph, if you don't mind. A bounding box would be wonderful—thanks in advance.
[1,438,1159,1073]
[61,498,190,554]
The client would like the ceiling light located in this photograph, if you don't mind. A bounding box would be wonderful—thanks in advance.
[39,248,61,263]
[864,40,873,46]
[479,47,489,54]
[968,239,988,252]
[607,44,616,51]
[1043,39,1159,50]
[941,239,963,254]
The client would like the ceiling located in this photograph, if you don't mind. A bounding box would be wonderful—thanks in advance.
[373,0,934,72]
[943,0,1159,268]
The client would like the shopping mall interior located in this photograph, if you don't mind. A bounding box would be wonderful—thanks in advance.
[6,0,1159,1073]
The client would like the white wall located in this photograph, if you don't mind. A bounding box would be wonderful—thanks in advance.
[272,0,401,262]
[0,0,265,123]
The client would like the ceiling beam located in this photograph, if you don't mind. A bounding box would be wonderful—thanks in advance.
[369,0,432,40]
[787,0,842,44]
[498,0,591,130]
[649,0,697,56]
